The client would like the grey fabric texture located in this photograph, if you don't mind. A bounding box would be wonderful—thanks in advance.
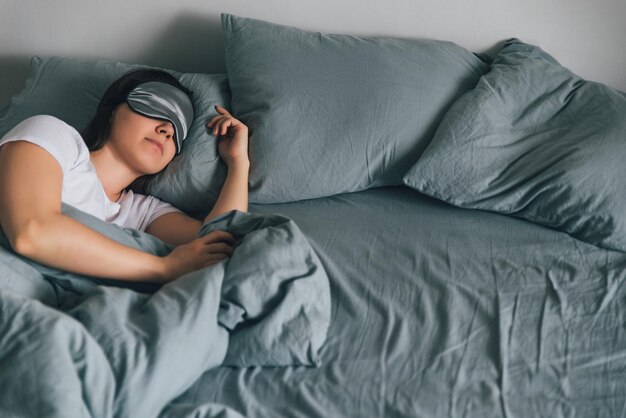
[221,13,488,203]
[0,205,331,418]
[403,38,626,252]
[168,186,626,417]
[0,56,231,213]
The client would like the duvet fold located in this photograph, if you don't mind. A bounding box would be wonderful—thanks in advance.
[0,204,331,418]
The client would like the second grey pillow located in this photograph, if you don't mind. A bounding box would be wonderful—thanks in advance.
[222,13,489,203]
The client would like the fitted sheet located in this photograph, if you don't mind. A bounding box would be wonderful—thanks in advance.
[174,185,626,417]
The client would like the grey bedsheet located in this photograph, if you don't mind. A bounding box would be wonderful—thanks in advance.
[171,185,626,417]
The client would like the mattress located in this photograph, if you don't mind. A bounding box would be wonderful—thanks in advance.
[171,185,626,417]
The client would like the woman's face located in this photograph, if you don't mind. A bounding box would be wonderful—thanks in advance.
[107,102,177,175]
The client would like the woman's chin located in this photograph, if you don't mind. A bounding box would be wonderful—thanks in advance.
[145,164,167,175]
[129,149,172,175]
[132,159,167,176]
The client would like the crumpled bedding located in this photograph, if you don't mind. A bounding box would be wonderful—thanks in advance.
[168,186,626,418]
[0,204,331,418]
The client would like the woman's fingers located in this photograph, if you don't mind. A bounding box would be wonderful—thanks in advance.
[208,112,229,124]
[220,118,239,133]
[195,230,241,268]
[208,117,233,136]
[203,253,228,267]
[206,242,234,256]
[201,230,236,245]
[207,107,247,137]
[207,105,231,124]
[207,115,226,129]
[214,119,229,136]
[207,105,230,126]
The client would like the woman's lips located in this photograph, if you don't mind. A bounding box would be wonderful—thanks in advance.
[145,138,163,154]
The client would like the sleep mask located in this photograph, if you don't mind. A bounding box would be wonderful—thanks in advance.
[126,81,194,154]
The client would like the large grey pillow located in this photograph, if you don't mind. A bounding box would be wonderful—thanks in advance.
[222,13,489,203]
[403,38,626,252]
[0,56,230,214]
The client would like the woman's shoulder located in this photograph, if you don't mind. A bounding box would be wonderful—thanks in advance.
[3,114,82,140]
[17,114,80,134]
[0,114,86,169]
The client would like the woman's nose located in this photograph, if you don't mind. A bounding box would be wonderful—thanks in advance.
[156,122,174,139]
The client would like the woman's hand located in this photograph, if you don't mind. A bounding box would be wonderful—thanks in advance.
[208,104,250,167]
[159,230,237,282]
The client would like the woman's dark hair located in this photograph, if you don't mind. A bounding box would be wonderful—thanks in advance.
[81,68,193,191]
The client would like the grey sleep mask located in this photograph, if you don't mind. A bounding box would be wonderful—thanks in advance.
[126,81,194,154]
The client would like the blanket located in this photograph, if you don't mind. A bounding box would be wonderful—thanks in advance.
[0,204,331,418]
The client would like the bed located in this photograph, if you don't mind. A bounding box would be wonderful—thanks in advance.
[1,12,625,418]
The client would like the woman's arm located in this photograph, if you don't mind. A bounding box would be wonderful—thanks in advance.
[204,159,249,222]
[0,141,232,283]
[205,105,250,221]
[146,160,249,246]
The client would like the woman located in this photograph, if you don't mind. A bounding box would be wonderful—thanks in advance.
[0,68,250,284]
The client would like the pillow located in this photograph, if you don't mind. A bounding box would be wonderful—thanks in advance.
[221,13,489,203]
[0,56,231,214]
[403,38,626,252]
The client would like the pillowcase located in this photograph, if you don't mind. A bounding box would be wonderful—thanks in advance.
[221,13,489,203]
[403,38,626,252]
[0,56,231,214]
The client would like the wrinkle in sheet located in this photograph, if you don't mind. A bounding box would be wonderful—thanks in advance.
[492,238,512,418]
[590,271,621,323]
[448,297,483,416]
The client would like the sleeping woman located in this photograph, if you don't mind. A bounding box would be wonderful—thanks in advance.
[0,68,250,284]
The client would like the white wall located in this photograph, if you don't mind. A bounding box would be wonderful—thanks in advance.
[1,0,625,109]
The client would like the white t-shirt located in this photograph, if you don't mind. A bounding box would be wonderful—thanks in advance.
[0,115,182,231]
